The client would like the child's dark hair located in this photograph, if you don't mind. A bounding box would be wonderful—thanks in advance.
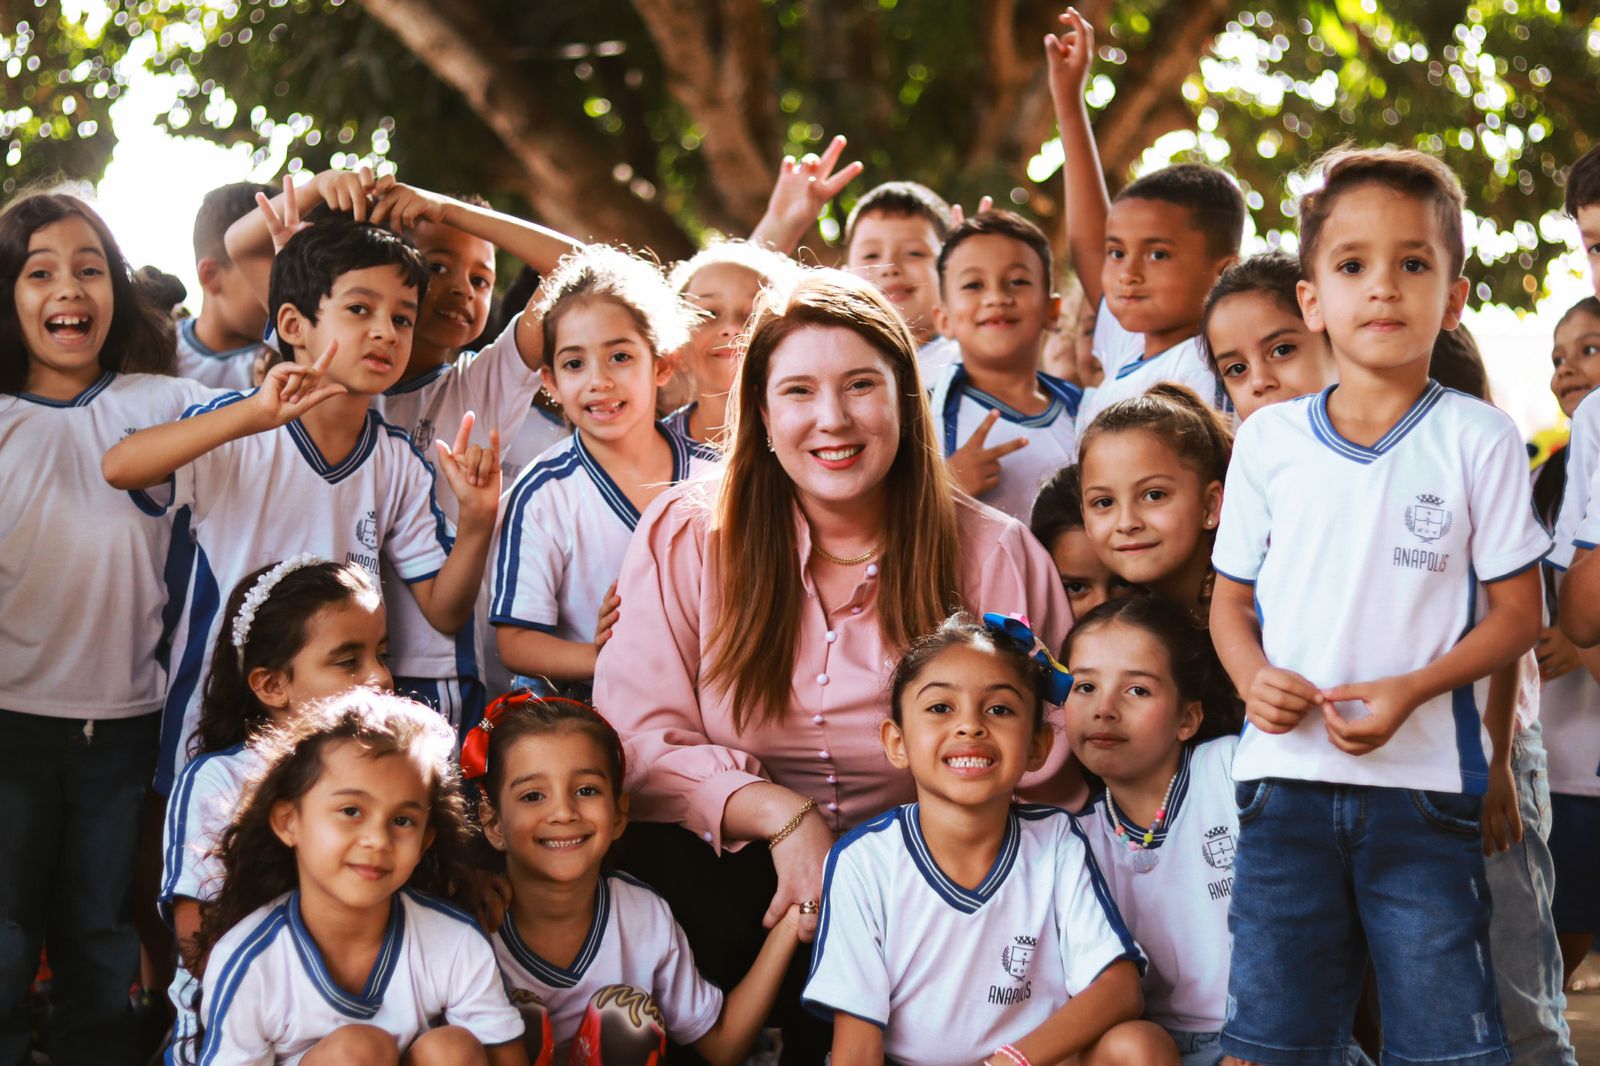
[1030,465,1085,550]
[196,690,468,962]
[192,559,381,759]
[533,244,695,367]
[1558,295,1600,332]
[889,611,1054,737]
[1563,144,1600,218]
[936,209,1054,293]
[1079,382,1233,487]
[1064,593,1243,743]
[475,694,627,808]
[1116,164,1245,260]
[193,182,273,265]
[1430,324,1490,402]
[844,180,954,246]
[267,215,430,327]
[1297,147,1465,279]
[0,191,176,394]
[1199,252,1303,379]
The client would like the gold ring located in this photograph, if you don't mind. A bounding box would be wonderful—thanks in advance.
[799,899,820,915]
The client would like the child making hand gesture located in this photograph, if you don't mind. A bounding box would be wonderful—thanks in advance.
[103,217,502,800]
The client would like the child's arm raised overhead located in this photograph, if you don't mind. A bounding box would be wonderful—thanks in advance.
[406,412,501,635]
[1321,568,1542,757]
[102,349,346,490]
[225,167,392,308]
[749,133,864,254]
[1210,574,1326,734]
[1044,7,1112,310]
[370,184,581,279]
[692,906,804,1066]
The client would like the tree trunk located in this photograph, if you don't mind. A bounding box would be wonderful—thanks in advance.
[357,0,694,257]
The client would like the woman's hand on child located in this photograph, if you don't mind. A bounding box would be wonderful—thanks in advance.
[1043,7,1095,103]
[249,344,347,429]
[1318,675,1423,756]
[766,805,832,943]
[434,412,502,524]
[594,582,622,652]
[369,183,450,233]
[1242,666,1322,734]
[1535,625,1580,681]
[948,409,1028,496]
[1480,758,1524,856]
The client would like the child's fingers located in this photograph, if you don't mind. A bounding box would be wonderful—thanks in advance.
[451,411,476,458]
[311,339,339,376]
[816,134,847,174]
[983,436,1029,460]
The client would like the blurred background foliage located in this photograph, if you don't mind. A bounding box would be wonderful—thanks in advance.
[3,0,1598,308]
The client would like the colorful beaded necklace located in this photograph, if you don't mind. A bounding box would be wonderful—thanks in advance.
[1104,768,1180,873]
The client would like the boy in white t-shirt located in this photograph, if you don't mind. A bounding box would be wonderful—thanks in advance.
[176,182,274,390]
[1210,148,1548,1064]
[1044,11,1239,430]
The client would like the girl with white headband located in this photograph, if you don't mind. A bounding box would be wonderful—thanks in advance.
[157,555,391,1062]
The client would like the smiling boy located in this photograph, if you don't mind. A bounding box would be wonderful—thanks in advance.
[103,218,503,796]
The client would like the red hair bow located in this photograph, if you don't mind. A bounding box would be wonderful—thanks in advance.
[460,690,619,783]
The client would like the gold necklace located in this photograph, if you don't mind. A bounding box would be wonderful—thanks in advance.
[811,543,881,567]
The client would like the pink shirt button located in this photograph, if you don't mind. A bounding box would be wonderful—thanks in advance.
[850,605,863,614]
[826,774,837,784]
[826,801,839,812]
[819,750,830,761]
[813,714,825,725]
[825,630,837,643]
[817,673,829,686]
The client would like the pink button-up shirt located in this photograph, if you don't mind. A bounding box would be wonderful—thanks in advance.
[593,485,1071,851]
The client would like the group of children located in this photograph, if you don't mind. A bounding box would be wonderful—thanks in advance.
[4,6,1600,1064]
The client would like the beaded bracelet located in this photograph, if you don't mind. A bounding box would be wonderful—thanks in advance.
[767,797,818,849]
[993,1044,1031,1066]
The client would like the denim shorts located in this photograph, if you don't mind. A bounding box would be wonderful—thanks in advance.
[1548,792,1600,931]
[1220,779,1511,1066]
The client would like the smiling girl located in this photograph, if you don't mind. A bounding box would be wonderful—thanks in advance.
[491,246,716,690]
[0,191,220,1060]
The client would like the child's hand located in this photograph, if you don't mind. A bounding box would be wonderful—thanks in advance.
[760,134,863,243]
[369,183,450,233]
[949,195,995,226]
[1043,7,1095,105]
[1319,674,1424,756]
[1536,625,1580,681]
[594,582,622,651]
[248,344,347,429]
[1480,757,1523,856]
[435,412,502,526]
[256,175,310,254]
[1242,666,1322,734]
[948,409,1027,496]
[314,164,391,223]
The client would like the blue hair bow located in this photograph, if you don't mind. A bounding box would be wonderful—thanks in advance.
[982,612,1073,706]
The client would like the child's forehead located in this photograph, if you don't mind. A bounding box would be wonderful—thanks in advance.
[26,214,107,257]
[849,210,941,247]
[945,232,1047,275]
[413,220,495,266]
[1313,182,1450,248]
[1105,196,1204,247]
[553,296,649,344]
[324,264,420,305]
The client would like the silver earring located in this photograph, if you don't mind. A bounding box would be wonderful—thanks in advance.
[766,436,775,452]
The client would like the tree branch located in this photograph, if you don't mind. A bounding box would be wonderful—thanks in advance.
[629,0,778,232]
[356,0,692,257]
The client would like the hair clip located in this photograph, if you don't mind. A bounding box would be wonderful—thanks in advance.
[981,612,1073,706]
[231,553,326,667]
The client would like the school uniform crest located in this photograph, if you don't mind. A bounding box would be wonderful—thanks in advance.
[1403,493,1452,543]
[356,509,380,550]
[1202,825,1236,870]
[1001,935,1036,979]
[412,418,435,452]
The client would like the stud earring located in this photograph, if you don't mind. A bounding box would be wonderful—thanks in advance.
[766,436,775,452]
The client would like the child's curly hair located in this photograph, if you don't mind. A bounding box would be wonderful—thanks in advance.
[535,244,697,363]
[195,690,470,962]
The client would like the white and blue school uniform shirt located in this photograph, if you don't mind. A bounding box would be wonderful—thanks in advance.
[1548,388,1600,571]
[157,743,266,1059]
[930,362,1083,522]
[175,317,270,392]
[1074,307,1225,433]
[501,403,570,485]
[492,872,722,1052]
[918,335,962,382]
[662,401,697,442]
[1213,383,1551,795]
[142,396,451,795]
[1076,737,1238,1035]
[802,803,1142,1066]
[374,318,541,729]
[491,426,717,648]
[197,888,524,1064]
[0,373,216,719]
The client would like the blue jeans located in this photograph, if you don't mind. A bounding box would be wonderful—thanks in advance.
[0,709,158,1066]
[1170,1028,1373,1066]
[1483,723,1575,1065]
[1221,779,1511,1066]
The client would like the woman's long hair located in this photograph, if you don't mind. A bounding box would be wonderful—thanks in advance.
[0,190,175,394]
[706,269,962,731]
